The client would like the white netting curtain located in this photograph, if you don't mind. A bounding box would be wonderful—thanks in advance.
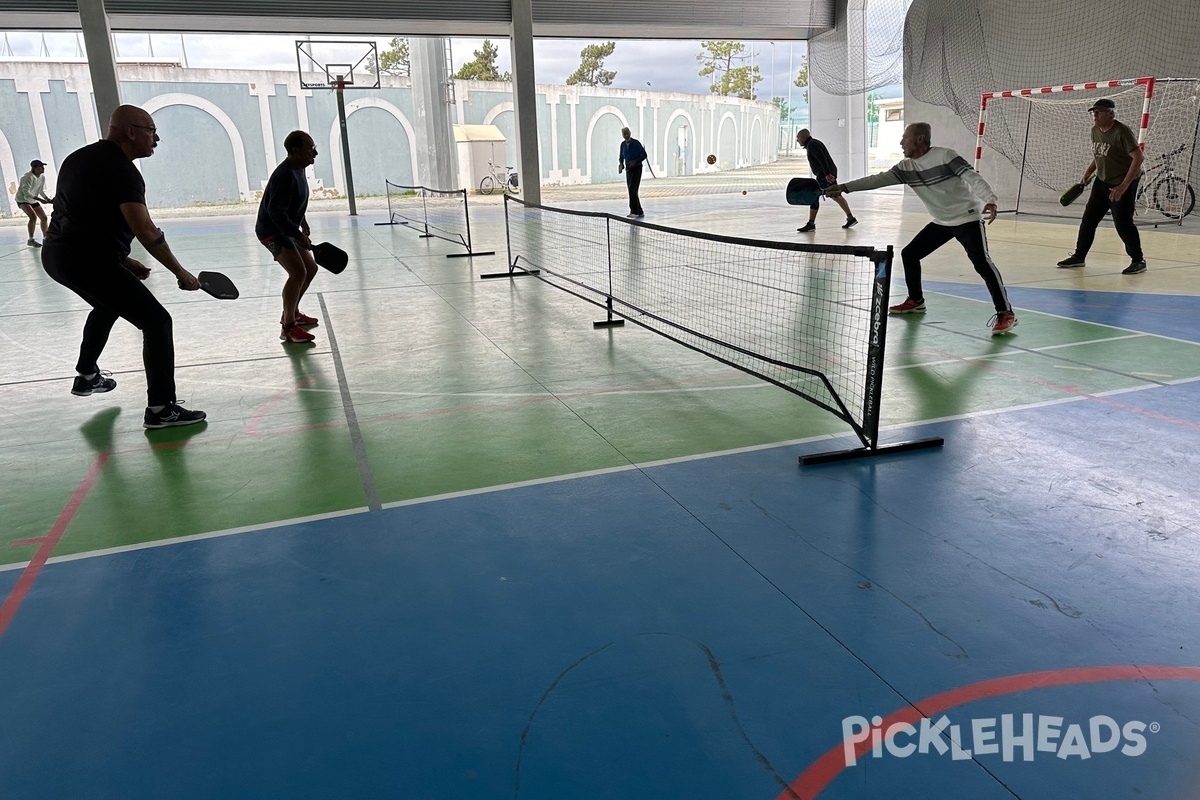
[905,0,1200,209]
[809,0,910,96]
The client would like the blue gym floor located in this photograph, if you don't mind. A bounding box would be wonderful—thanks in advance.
[1,193,1199,799]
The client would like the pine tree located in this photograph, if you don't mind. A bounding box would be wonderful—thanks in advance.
[565,42,617,87]
[696,41,762,100]
[454,39,510,82]
[378,37,410,77]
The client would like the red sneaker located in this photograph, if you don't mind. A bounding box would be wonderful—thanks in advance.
[295,311,319,327]
[888,297,926,314]
[990,311,1018,335]
[280,324,316,343]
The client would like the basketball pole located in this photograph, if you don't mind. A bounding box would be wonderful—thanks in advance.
[335,76,357,217]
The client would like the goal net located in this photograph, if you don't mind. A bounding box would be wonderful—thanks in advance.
[974,77,1200,224]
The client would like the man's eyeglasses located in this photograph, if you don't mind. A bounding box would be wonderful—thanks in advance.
[131,124,158,134]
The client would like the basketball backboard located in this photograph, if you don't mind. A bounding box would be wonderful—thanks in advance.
[295,40,380,90]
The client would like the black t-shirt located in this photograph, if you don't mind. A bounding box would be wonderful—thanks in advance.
[45,139,146,262]
[255,161,309,242]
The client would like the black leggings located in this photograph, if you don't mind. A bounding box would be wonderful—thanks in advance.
[42,244,176,406]
[901,220,1011,313]
[1074,177,1143,261]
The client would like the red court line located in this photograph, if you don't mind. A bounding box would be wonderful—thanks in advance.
[0,451,109,640]
[779,664,1200,799]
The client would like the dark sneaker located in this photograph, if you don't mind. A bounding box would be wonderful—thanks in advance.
[842,216,859,229]
[797,222,816,233]
[28,238,42,248]
[144,403,207,429]
[1056,254,1086,268]
[71,371,116,396]
[888,298,926,314]
[1122,260,1147,275]
[989,311,1018,335]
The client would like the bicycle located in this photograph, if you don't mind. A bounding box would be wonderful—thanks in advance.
[479,161,519,195]
[1135,142,1195,219]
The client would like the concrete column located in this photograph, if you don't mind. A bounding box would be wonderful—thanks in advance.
[808,0,869,178]
[409,37,457,191]
[509,0,541,205]
[77,0,121,128]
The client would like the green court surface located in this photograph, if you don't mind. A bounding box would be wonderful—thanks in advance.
[3,203,1200,566]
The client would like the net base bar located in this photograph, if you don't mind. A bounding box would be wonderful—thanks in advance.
[800,436,945,466]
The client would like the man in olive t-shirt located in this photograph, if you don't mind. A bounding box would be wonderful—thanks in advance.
[1056,98,1146,274]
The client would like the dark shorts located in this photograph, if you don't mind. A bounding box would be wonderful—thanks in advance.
[260,235,297,258]
[18,201,41,211]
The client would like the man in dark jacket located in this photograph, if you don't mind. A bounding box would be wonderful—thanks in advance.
[796,129,857,233]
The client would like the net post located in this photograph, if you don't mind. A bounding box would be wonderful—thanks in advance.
[462,190,475,252]
[480,195,538,279]
[593,216,625,328]
[799,245,944,466]
[375,180,401,225]
[862,246,892,449]
[446,190,496,257]
[415,189,432,237]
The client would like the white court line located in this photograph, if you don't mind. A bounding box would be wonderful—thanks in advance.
[933,289,1200,348]
[6,373,1200,574]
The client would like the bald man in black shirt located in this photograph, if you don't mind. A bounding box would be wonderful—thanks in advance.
[42,104,207,429]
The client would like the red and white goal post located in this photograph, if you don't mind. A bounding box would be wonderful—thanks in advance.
[970,77,1199,219]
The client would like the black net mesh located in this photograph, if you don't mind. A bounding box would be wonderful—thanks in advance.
[504,198,893,446]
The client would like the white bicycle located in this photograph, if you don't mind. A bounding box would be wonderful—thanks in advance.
[480,161,519,195]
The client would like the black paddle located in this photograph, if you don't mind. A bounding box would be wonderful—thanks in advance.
[786,177,823,206]
[197,271,239,300]
[1059,177,1093,206]
[312,242,348,274]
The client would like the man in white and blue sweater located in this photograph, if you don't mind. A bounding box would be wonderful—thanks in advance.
[825,123,1017,335]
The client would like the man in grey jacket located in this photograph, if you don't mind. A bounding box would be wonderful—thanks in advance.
[825,122,1016,335]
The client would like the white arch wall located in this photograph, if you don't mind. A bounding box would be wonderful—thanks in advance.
[0,65,781,210]
[662,109,700,175]
[327,97,419,195]
[583,105,629,178]
[142,92,253,202]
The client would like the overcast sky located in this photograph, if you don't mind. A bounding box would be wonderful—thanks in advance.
[2,31,811,102]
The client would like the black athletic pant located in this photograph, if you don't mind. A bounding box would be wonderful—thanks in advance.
[901,219,1012,313]
[41,243,176,406]
[625,163,644,215]
[1074,177,1143,261]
